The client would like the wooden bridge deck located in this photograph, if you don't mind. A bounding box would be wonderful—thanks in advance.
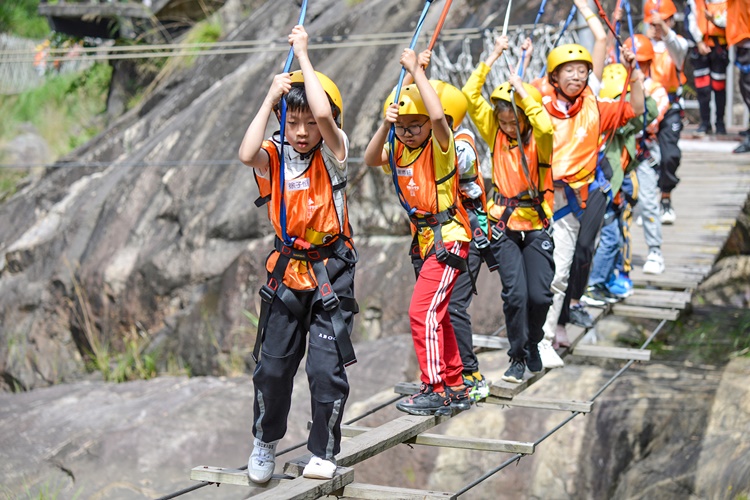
[188,140,750,498]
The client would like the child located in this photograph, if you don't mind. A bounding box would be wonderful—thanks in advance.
[238,25,357,483]
[629,34,671,275]
[643,0,689,224]
[538,41,645,367]
[583,62,660,304]
[462,34,556,384]
[364,48,472,416]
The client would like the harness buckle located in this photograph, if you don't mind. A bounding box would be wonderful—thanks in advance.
[319,283,340,311]
[259,277,279,303]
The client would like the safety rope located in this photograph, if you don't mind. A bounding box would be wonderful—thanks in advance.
[428,0,453,50]
[537,6,578,79]
[517,0,548,78]
[277,0,309,246]
[387,0,435,215]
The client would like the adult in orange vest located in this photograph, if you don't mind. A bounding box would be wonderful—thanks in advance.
[365,48,473,416]
[726,0,750,152]
[239,26,357,483]
[686,0,729,135]
[644,0,689,223]
[462,33,556,384]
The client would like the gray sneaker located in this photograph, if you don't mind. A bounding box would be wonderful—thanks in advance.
[248,438,278,484]
[502,358,526,384]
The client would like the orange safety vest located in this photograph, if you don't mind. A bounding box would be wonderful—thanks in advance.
[394,140,471,258]
[726,0,750,46]
[543,87,601,190]
[258,139,351,290]
[489,131,553,231]
[651,42,687,93]
[696,0,727,43]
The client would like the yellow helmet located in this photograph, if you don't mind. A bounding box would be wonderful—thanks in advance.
[547,44,593,76]
[429,80,467,130]
[289,70,343,127]
[383,84,427,117]
[600,64,629,99]
[490,82,543,111]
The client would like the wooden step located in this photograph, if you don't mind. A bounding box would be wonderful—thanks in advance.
[572,344,651,361]
[611,304,681,320]
[331,483,453,499]
[339,425,535,454]
[622,289,691,309]
[472,334,509,350]
[484,395,594,413]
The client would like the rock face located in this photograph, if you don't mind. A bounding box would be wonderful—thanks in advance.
[2,350,749,499]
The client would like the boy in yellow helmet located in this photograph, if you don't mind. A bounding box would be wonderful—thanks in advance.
[364,47,472,416]
[238,25,356,483]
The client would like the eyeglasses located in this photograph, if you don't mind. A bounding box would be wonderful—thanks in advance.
[394,118,430,136]
[560,65,590,78]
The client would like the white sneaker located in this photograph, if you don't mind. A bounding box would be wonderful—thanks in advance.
[636,215,643,226]
[660,204,676,224]
[248,438,278,484]
[539,339,564,369]
[303,455,337,479]
[643,250,665,275]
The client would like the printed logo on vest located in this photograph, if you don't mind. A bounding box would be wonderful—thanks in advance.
[307,197,318,219]
[287,177,310,191]
[575,126,588,143]
[396,167,413,177]
[407,178,419,197]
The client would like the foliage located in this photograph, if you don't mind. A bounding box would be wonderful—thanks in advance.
[0,0,49,39]
[0,168,28,202]
[0,63,112,157]
[180,17,223,68]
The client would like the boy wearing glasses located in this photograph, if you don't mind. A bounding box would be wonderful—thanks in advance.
[364,48,472,416]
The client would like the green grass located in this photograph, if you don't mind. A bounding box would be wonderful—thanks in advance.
[0,0,50,39]
[0,63,112,158]
[0,169,28,201]
[180,18,223,68]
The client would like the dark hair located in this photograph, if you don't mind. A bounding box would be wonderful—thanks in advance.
[494,100,533,143]
[282,84,342,127]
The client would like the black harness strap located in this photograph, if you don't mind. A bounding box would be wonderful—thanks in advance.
[490,192,550,240]
[253,236,358,367]
[461,198,499,272]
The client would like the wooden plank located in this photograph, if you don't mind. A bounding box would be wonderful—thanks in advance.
[252,467,354,500]
[472,334,509,350]
[333,483,453,499]
[623,289,691,309]
[572,344,651,361]
[489,370,546,399]
[484,395,593,413]
[611,304,680,320]
[338,425,535,454]
[190,465,256,487]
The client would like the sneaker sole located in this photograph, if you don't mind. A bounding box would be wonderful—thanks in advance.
[501,375,524,384]
[395,403,443,416]
[580,295,607,307]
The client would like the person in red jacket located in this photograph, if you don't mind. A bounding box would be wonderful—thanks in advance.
[726,0,750,152]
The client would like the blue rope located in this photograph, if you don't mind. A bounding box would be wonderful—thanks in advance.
[538,5,577,79]
[622,0,649,150]
[277,0,309,245]
[518,0,548,78]
[387,0,434,215]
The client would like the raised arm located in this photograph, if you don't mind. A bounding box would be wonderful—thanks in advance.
[364,103,398,167]
[290,25,345,161]
[574,0,608,80]
[402,48,451,151]
[238,73,291,174]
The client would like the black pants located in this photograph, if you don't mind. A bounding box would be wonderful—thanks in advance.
[690,44,729,127]
[657,107,683,194]
[448,242,483,374]
[738,47,750,116]
[252,256,355,461]
[559,187,608,324]
[490,229,555,361]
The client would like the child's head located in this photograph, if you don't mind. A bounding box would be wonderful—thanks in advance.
[547,44,593,100]
[282,71,343,154]
[627,34,654,73]
[490,82,542,140]
[644,0,677,36]
[430,80,467,132]
[600,63,630,99]
[383,84,433,149]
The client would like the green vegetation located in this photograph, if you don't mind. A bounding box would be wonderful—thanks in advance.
[0,169,27,202]
[0,63,112,157]
[0,0,50,39]
[181,18,223,67]
[656,307,750,365]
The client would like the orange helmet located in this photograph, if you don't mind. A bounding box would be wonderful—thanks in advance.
[643,0,677,23]
[627,34,654,62]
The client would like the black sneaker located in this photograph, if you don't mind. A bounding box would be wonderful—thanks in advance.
[569,303,594,329]
[715,122,727,135]
[696,122,711,135]
[445,385,472,412]
[581,283,619,306]
[526,343,543,373]
[740,128,750,137]
[396,383,449,416]
[502,358,526,383]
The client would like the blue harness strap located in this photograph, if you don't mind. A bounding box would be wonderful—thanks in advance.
[553,161,611,221]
